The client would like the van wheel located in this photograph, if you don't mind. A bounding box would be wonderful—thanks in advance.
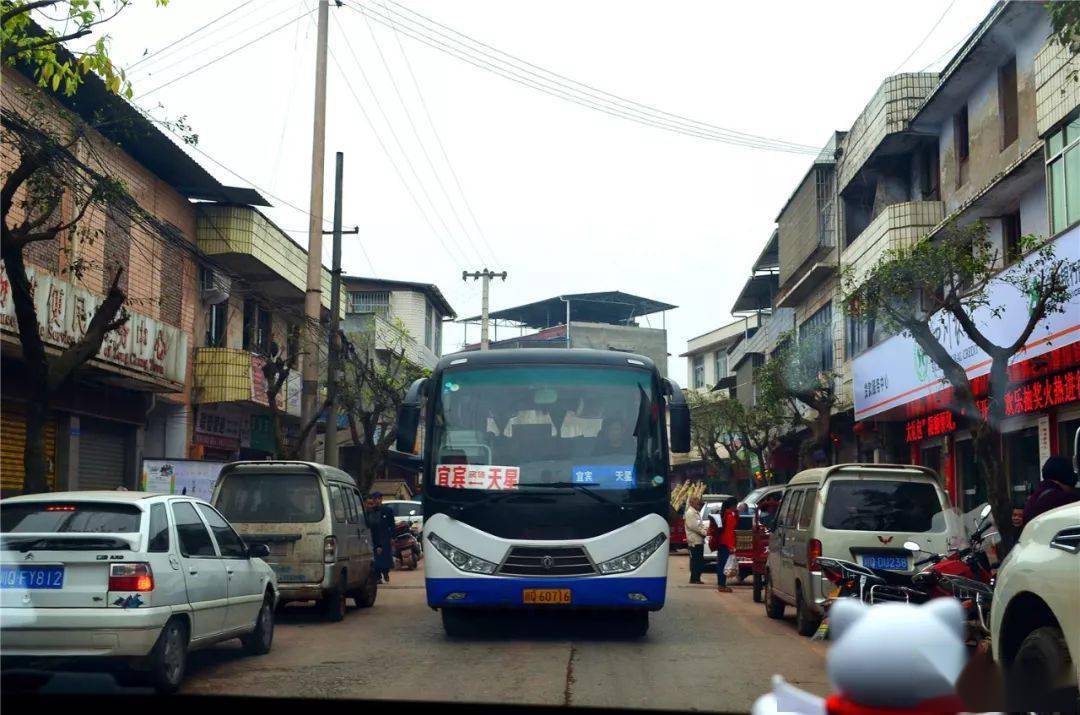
[442,609,474,638]
[148,618,188,694]
[241,597,274,655]
[795,585,820,637]
[752,574,764,603]
[1008,626,1078,707]
[764,573,785,619]
[322,572,347,622]
[353,569,378,608]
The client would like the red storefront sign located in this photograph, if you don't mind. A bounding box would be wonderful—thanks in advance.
[905,410,957,443]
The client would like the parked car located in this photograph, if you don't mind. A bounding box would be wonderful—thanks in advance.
[738,485,785,515]
[991,501,1080,711]
[383,499,423,534]
[762,464,962,637]
[0,491,278,693]
[212,461,377,622]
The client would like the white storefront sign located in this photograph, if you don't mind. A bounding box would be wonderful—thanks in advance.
[141,459,226,501]
[854,227,1080,420]
[0,263,188,386]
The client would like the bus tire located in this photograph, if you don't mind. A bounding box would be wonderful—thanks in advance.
[623,611,649,638]
[442,609,473,637]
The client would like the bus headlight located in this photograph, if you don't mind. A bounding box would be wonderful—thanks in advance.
[428,533,498,575]
[597,533,667,574]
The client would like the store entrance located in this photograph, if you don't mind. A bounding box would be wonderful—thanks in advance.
[921,444,944,481]
[1004,426,1041,502]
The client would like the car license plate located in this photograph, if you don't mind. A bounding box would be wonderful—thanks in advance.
[862,555,908,571]
[523,588,572,605]
[0,565,64,589]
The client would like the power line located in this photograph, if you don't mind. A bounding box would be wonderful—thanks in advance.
[378,0,499,265]
[892,0,958,74]
[137,9,314,99]
[346,0,819,153]
[355,3,489,266]
[125,0,259,72]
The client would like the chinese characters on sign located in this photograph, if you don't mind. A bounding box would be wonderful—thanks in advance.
[863,375,890,401]
[905,411,957,443]
[571,465,636,489]
[435,464,520,490]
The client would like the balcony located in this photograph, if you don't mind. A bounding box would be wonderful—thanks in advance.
[1035,38,1080,137]
[841,201,945,285]
[196,205,345,317]
[193,347,301,415]
[343,313,436,370]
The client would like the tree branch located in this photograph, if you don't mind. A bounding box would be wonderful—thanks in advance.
[1,28,92,62]
[46,265,126,392]
[1,1,58,24]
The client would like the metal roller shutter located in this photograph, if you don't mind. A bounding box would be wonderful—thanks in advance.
[1,402,58,494]
[77,418,130,491]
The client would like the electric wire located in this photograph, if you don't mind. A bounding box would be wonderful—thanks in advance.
[892,0,958,73]
[125,0,259,72]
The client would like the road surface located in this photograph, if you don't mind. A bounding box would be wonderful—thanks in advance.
[180,554,828,710]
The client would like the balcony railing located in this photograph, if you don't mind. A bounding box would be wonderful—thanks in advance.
[1035,39,1080,138]
[842,201,945,285]
[193,347,301,415]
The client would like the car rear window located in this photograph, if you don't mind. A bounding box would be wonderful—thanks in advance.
[215,473,325,523]
[822,479,945,532]
[0,502,142,534]
[385,502,422,517]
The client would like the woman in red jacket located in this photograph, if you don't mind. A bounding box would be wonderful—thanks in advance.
[707,497,739,593]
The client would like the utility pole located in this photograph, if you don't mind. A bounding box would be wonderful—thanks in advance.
[324,152,359,467]
[301,0,330,460]
[462,269,507,350]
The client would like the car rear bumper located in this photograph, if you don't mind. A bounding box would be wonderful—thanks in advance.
[0,607,172,658]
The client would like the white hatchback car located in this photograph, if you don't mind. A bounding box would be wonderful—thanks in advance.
[991,501,1080,711]
[0,492,279,693]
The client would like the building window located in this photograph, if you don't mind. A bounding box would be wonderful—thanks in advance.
[286,324,300,368]
[800,303,833,373]
[846,315,869,358]
[1047,116,1080,235]
[242,299,271,354]
[998,58,1018,149]
[348,290,390,319]
[204,302,226,347]
[424,301,434,349]
[713,351,726,385]
[1002,211,1021,265]
[692,355,705,389]
[954,105,969,186]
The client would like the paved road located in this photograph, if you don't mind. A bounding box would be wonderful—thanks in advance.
[180,554,828,710]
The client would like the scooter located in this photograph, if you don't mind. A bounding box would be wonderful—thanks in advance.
[393,522,422,570]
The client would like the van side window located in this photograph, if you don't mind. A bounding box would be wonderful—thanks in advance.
[343,488,360,524]
[353,489,368,525]
[776,492,796,528]
[329,484,347,523]
[786,491,804,528]
[147,503,170,553]
[797,489,817,529]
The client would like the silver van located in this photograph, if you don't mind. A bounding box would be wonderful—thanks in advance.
[212,461,377,621]
[763,464,962,636]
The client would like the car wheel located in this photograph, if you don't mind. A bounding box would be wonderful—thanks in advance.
[1008,626,1078,709]
[322,572,347,622]
[441,609,474,638]
[752,573,764,603]
[353,568,378,608]
[241,597,274,655]
[148,618,188,694]
[795,586,820,637]
[764,573,785,620]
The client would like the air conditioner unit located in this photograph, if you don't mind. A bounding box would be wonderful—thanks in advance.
[199,266,230,305]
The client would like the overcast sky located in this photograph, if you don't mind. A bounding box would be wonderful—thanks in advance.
[63,0,997,377]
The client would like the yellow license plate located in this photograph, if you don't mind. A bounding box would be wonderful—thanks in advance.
[523,588,572,605]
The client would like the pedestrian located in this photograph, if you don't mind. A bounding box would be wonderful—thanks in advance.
[683,496,708,584]
[1022,456,1078,526]
[708,496,738,593]
[366,491,395,583]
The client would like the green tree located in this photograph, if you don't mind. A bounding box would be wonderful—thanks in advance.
[258,333,327,459]
[688,390,787,492]
[842,222,1077,546]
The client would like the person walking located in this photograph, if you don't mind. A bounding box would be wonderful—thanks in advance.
[708,496,738,593]
[366,492,395,583]
[684,496,708,584]
[1022,456,1078,525]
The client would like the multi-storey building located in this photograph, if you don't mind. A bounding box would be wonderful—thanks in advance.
[342,275,455,370]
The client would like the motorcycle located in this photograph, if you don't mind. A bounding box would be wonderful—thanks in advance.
[393,521,422,570]
[811,557,929,640]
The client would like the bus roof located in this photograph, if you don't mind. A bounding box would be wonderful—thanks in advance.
[434,348,658,373]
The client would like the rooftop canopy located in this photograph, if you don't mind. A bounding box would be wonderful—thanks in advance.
[462,291,676,329]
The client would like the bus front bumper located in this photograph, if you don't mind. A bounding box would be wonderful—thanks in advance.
[426,576,666,610]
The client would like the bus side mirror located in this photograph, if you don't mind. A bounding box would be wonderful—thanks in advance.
[395,377,428,454]
[669,404,691,453]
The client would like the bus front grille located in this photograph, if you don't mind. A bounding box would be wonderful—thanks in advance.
[498,545,596,576]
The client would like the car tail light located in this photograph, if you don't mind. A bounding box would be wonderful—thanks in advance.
[808,539,823,573]
[324,536,337,564]
[109,563,154,591]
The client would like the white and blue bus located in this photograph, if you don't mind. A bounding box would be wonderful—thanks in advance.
[392,348,691,636]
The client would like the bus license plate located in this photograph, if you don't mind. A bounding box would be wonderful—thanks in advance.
[523,588,572,605]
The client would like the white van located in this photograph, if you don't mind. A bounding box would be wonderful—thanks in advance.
[212,461,377,621]
[763,464,962,636]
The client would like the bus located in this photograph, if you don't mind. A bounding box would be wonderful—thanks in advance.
[392,348,691,637]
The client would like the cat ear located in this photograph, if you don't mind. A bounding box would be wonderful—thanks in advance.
[828,598,869,641]
[924,598,964,638]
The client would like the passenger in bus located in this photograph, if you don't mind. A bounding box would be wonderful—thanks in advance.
[593,417,627,455]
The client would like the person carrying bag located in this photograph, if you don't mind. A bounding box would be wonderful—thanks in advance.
[708,497,739,593]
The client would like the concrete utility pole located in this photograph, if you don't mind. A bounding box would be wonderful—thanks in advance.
[323,152,359,468]
[463,269,507,350]
[301,0,330,460]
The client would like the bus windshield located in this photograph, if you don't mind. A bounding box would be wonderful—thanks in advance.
[431,365,663,492]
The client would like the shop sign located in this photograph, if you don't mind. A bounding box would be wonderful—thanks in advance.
[193,431,239,450]
[195,404,242,440]
[0,263,188,385]
[991,367,1080,418]
[905,410,957,443]
[1038,415,1051,466]
[141,459,226,501]
[854,227,1080,420]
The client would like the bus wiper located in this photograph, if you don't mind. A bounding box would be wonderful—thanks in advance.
[527,483,626,510]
